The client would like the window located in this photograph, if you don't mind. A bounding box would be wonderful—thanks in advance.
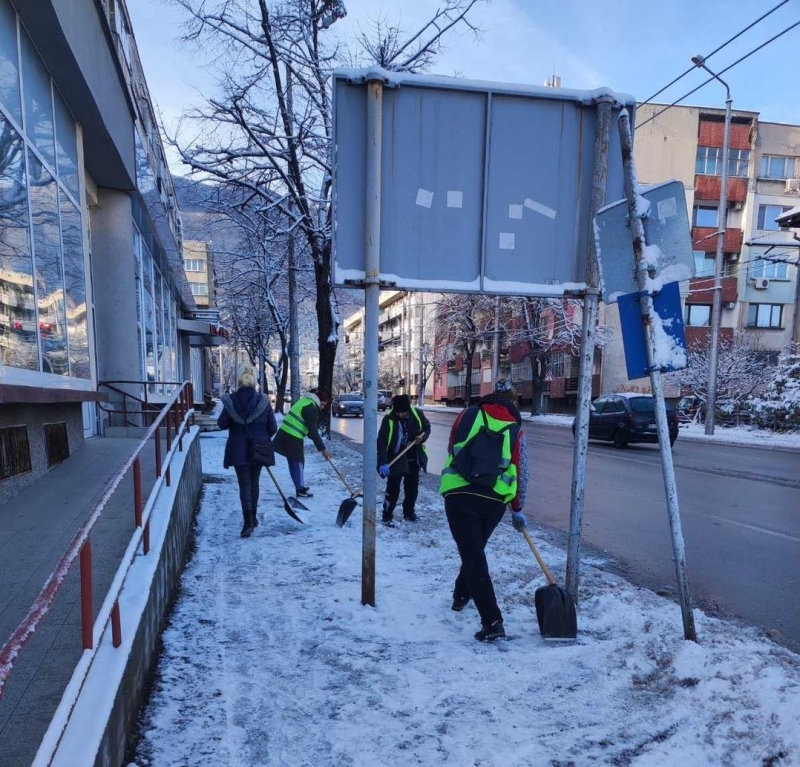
[757,204,792,231]
[747,303,782,328]
[694,205,718,228]
[752,257,789,281]
[190,282,208,296]
[693,251,716,277]
[685,304,711,326]
[184,258,205,272]
[696,146,750,177]
[0,425,32,480]
[760,155,795,180]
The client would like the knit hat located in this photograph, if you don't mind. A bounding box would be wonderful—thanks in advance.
[313,388,329,403]
[494,378,513,393]
[391,394,411,413]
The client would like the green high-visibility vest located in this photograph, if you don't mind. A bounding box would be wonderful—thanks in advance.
[386,407,428,457]
[439,408,517,502]
[279,396,315,440]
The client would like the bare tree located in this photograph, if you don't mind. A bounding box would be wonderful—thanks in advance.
[433,293,496,406]
[503,297,611,415]
[668,330,775,414]
[169,0,484,414]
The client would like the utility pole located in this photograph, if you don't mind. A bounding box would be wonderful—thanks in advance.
[492,295,500,383]
[692,55,732,436]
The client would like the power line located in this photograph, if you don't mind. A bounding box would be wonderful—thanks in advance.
[636,18,800,130]
[639,0,792,107]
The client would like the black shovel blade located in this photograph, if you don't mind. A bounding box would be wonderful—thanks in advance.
[336,498,358,528]
[288,497,310,511]
[282,500,305,524]
[534,584,578,641]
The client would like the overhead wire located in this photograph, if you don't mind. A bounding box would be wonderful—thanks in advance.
[636,18,800,130]
[638,0,792,107]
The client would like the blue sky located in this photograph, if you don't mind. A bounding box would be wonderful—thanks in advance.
[129,0,800,169]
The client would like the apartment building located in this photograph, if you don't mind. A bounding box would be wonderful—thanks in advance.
[601,102,800,396]
[340,291,439,403]
[182,240,215,308]
[0,0,220,498]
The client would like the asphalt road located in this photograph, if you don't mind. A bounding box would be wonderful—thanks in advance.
[331,409,800,653]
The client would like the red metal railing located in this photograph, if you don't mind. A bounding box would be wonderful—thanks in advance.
[0,381,195,699]
[97,380,190,428]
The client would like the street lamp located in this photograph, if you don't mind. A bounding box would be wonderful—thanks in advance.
[692,55,732,435]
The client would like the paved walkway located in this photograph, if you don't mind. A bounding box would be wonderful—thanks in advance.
[0,435,163,767]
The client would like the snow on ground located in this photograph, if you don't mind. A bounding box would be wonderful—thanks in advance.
[130,431,800,767]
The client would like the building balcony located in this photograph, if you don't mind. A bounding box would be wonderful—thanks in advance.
[685,275,738,304]
[692,227,743,254]
[694,175,748,203]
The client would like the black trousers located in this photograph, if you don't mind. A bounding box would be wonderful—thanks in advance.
[234,463,263,513]
[383,462,419,518]
[445,493,506,627]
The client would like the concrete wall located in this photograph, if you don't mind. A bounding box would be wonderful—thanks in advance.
[96,435,202,767]
[90,189,139,383]
[0,403,84,504]
[634,104,699,190]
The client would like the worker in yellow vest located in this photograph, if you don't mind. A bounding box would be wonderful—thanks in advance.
[377,394,431,526]
[272,389,331,497]
[439,379,529,642]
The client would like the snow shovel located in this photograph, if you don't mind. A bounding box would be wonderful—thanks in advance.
[335,441,417,528]
[266,467,305,524]
[522,528,577,641]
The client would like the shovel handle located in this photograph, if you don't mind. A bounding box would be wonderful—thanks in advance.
[349,441,419,500]
[266,467,289,504]
[522,528,556,586]
[329,459,359,497]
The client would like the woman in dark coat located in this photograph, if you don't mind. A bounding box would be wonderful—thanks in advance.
[217,364,277,538]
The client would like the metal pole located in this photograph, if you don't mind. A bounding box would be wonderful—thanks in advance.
[362,77,383,607]
[565,97,613,601]
[693,57,732,436]
[492,295,500,382]
[618,110,697,642]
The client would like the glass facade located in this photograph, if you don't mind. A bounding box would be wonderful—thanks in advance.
[0,0,89,379]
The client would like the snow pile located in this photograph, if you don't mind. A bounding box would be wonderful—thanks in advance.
[129,432,800,767]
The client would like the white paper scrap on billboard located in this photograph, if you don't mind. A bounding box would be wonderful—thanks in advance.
[447,190,463,208]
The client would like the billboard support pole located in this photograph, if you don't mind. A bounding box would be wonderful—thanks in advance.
[361,77,383,607]
[618,110,696,641]
[566,97,614,602]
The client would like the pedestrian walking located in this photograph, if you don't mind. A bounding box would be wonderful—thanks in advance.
[377,394,431,526]
[272,388,331,497]
[439,378,529,641]
[217,364,278,538]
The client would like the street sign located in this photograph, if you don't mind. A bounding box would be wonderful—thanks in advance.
[617,280,688,380]
[594,180,695,303]
[332,68,635,296]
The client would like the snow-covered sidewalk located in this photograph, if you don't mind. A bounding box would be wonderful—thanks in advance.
[131,432,800,767]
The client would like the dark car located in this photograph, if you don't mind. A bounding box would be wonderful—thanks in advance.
[573,393,679,448]
[332,392,364,418]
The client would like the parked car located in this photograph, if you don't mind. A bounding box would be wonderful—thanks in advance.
[572,393,679,448]
[677,395,704,424]
[378,389,393,411]
[332,392,364,418]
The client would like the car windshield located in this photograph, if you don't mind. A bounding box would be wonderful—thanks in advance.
[629,397,655,413]
[340,394,362,402]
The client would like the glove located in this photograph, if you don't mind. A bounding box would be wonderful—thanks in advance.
[413,434,425,444]
[378,464,391,478]
[511,511,527,532]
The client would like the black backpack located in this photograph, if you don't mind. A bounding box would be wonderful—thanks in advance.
[453,408,514,487]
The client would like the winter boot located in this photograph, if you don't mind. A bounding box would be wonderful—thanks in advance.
[252,509,259,528]
[240,510,255,538]
[403,510,418,522]
[474,620,506,642]
[451,595,471,612]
